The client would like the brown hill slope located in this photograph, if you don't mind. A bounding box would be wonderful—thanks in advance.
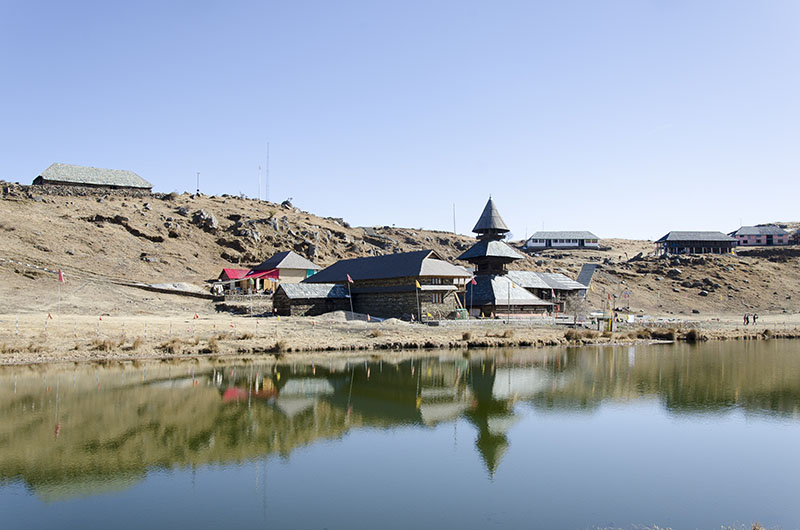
[1,181,799,318]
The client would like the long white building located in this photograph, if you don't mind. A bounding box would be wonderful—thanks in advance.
[524,231,600,250]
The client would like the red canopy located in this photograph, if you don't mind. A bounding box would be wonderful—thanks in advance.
[219,268,250,280]
[245,268,279,280]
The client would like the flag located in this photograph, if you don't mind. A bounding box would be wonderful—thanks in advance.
[415,280,421,289]
[58,269,65,283]
[193,313,199,319]
[551,288,556,299]
[346,274,354,284]
[470,278,477,285]
[48,313,53,320]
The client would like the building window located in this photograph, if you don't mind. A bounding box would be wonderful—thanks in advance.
[432,293,443,304]
[431,278,442,285]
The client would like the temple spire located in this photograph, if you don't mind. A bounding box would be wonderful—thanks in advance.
[472,197,509,240]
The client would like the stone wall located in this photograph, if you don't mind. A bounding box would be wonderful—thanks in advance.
[273,293,349,316]
[2,181,154,199]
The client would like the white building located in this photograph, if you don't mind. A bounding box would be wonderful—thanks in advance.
[524,231,600,250]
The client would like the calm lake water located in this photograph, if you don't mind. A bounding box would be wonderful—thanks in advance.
[2,341,800,530]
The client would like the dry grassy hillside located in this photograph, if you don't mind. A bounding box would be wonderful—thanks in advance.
[1,181,799,318]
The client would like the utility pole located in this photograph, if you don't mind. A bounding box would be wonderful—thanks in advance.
[453,203,456,234]
[258,165,262,201]
[196,172,200,195]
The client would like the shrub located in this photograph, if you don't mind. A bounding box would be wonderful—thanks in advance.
[131,337,144,350]
[368,329,384,338]
[462,331,472,341]
[207,336,220,353]
[601,330,613,338]
[502,329,514,338]
[91,339,114,352]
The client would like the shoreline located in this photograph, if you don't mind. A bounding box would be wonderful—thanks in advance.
[1,312,799,367]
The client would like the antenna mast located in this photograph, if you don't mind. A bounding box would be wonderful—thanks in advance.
[265,142,270,203]
[453,203,456,234]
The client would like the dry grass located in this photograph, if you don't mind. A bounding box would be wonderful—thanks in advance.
[367,329,384,338]
[272,340,287,353]
[131,337,143,350]
[564,329,598,341]
[206,336,220,353]
[236,332,254,340]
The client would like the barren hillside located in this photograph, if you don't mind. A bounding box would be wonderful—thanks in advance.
[1,181,798,318]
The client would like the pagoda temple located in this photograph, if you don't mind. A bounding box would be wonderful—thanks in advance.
[458,198,552,316]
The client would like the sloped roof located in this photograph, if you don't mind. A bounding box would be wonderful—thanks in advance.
[506,271,587,291]
[464,275,552,307]
[253,251,321,271]
[277,283,348,300]
[38,163,152,189]
[731,225,789,237]
[528,231,599,240]
[458,240,524,261]
[472,197,509,233]
[219,268,250,280]
[656,231,736,243]
[304,250,470,283]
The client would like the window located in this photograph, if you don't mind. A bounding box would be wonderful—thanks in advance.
[431,278,442,285]
[432,293,443,304]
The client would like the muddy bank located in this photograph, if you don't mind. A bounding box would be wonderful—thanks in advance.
[1,313,800,366]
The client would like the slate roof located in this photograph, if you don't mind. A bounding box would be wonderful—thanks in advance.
[576,264,599,287]
[253,251,321,271]
[528,231,599,240]
[506,271,587,291]
[277,283,348,300]
[730,225,789,237]
[457,240,524,261]
[37,163,152,189]
[464,275,552,307]
[472,197,509,234]
[656,231,736,243]
[304,250,470,283]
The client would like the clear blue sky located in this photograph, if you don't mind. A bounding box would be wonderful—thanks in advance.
[2,1,799,239]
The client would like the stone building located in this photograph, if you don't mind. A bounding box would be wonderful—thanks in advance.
[302,250,471,319]
[33,163,152,191]
[656,231,737,255]
[458,198,551,316]
[273,284,350,316]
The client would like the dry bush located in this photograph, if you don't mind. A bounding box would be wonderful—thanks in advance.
[159,338,184,354]
[272,340,287,353]
[682,329,703,342]
[601,330,613,338]
[236,332,254,340]
[762,328,772,338]
[502,329,514,338]
[131,337,144,350]
[462,331,472,341]
[564,329,597,341]
[368,329,384,338]
[91,339,114,352]
[650,328,676,340]
[207,336,220,353]
[0,343,21,354]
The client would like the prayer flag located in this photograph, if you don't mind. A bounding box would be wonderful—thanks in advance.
[470,278,477,285]
[346,274,354,284]
[58,269,65,283]
[415,280,421,288]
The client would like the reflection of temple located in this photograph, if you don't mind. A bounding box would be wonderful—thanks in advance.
[3,341,800,498]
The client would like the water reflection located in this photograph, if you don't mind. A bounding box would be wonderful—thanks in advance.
[1,340,800,501]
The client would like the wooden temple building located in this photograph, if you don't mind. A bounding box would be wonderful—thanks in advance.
[458,198,552,316]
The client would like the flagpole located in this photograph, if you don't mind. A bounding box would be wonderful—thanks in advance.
[347,280,354,318]
[415,282,421,323]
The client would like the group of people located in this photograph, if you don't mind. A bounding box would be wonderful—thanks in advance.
[743,313,759,325]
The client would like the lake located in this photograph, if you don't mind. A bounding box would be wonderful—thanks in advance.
[1,340,800,529]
